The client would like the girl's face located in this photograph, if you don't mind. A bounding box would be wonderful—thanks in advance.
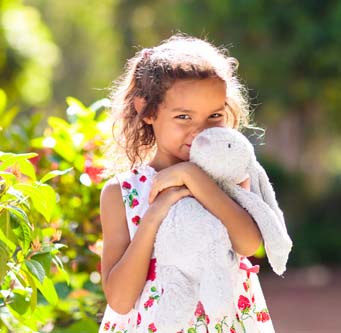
[145,77,227,170]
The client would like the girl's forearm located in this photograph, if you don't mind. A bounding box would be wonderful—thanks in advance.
[104,215,159,314]
[184,163,262,256]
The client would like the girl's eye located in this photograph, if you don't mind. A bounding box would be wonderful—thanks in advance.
[175,114,191,120]
[210,113,224,119]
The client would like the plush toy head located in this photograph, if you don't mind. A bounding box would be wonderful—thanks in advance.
[190,126,289,237]
[190,127,255,184]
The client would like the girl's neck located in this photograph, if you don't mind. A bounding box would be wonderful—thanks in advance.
[148,154,184,172]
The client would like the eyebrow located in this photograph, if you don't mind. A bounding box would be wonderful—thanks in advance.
[170,105,226,113]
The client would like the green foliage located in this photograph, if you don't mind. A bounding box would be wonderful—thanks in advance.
[0,151,68,331]
[0,93,109,331]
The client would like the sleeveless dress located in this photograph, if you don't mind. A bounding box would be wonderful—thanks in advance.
[99,165,276,333]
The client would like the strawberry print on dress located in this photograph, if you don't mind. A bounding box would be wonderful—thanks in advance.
[99,165,275,333]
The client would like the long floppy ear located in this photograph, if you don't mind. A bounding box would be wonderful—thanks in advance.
[249,161,287,233]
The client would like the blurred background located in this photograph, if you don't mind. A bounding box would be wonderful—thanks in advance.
[0,0,340,332]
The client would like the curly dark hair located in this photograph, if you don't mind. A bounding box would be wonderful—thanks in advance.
[109,33,252,168]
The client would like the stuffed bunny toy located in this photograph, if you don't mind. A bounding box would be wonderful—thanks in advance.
[154,127,293,333]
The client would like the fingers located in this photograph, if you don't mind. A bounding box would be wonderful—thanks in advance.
[176,186,192,200]
[149,182,161,204]
[148,173,171,203]
[238,174,251,191]
[165,186,192,208]
[149,185,192,205]
[148,169,187,203]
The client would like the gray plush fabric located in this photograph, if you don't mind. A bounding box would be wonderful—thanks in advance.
[154,127,293,333]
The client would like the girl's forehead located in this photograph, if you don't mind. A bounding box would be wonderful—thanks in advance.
[162,78,226,108]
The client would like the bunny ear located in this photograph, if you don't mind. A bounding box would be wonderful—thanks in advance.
[248,165,262,198]
[253,161,287,232]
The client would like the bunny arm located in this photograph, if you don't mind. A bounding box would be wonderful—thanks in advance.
[226,184,292,275]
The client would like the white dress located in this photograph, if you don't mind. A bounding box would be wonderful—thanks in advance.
[99,165,275,333]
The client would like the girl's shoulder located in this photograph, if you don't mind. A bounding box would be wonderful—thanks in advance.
[108,164,156,185]
[102,164,156,202]
[102,165,156,234]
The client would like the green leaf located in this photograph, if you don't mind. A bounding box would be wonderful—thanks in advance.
[0,171,16,183]
[0,152,38,163]
[31,253,52,277]
[25,259,45,284]
[89,98,110,112]
[46,117,76,161]
[66,96,95,121]
[66,96,86,109]
[22,270,37,312]
[3,186,28,203]
[13,183,56,221]
[0,88,7,116]
[0,211,17,253]
[52,317,99,333]
[6,205,31,228]
[10,212,32,254]
[47,116,71,130]
[16,159,37,181]
[7,205,33,254]
[0,240,11,283]
[37,243,67,254]
[52,256,70,284]
[52,137,76,162]
[37,276,58,305]
[30,137,45,149]
[0,106,19,130]
[0,153,37,180]
[74,154,85,172]
[40,167,73,183]
[8,290,30,315]
[214,324,222,333]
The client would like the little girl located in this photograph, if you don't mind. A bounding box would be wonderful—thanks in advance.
[99,33,275,333]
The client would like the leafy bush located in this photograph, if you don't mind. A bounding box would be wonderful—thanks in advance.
[0,152,69,332]
[0,94,110,332]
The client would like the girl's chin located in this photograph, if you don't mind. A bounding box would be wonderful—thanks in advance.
[180,151,190,161]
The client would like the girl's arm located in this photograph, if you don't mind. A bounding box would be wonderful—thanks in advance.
[149,162,262,256]
[100,179,191,314]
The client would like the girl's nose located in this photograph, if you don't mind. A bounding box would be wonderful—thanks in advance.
[191,126,204,138]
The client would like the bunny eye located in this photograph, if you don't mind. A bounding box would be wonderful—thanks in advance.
[228,143,232,148]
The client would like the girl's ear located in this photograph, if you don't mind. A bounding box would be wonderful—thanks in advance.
[133,96,146,114]
[133,96,154,124]
[143,116,153,125]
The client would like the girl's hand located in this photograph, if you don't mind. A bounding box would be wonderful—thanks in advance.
[145,186,192,227]
[238,174,251,191]
[148,162,191,204]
